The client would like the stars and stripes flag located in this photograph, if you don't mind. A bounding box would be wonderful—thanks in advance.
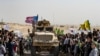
[25,15,38,24]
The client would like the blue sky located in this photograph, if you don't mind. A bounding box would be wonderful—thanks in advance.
[0,0,100,25]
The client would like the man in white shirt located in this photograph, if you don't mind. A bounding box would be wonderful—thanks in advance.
[0,41,6,56]
[89,42,99,56]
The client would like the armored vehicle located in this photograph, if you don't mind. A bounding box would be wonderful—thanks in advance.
[32,19,59,56]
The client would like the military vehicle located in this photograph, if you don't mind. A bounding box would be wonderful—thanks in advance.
[32,19,59,56]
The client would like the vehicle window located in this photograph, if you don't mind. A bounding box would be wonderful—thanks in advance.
[45,27,53,32]
[36,27,44,32]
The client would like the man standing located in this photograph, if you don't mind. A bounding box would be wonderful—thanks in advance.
[89,42,99,56]
[84,34,92,56]
[19,39,24,56]
[7,39,14,56]
[0,39,6,56]
[73,40,80,56]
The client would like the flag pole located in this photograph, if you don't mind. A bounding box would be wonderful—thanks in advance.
[31,17,36,56]
[53,12,55,26]
[41,16,43,20]
[32,14,38,35]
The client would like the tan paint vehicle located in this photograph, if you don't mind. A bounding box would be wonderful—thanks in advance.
[32,26,59,56]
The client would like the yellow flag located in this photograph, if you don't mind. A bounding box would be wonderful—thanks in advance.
[84,20,91,30]
[80,24,86,30]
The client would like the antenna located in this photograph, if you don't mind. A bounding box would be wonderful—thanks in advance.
[53,13,55,26]
[41,16,43,20]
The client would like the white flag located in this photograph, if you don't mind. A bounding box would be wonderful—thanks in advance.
[3,24,9,30]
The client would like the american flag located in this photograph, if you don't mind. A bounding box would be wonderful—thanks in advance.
[25,17,33,23]
[25,15,38,24]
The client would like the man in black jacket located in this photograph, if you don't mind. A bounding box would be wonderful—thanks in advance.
[84,34,92,56]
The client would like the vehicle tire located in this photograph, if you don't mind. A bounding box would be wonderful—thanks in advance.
[51,46,59,56]
[30,46,36,56]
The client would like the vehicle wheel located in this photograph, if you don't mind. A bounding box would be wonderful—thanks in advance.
[30,46,36,56]
[51,46,59,56]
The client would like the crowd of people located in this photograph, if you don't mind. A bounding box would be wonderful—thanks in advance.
[59,29,100,56]
[0,28,30,56]
[0,25,100,56]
